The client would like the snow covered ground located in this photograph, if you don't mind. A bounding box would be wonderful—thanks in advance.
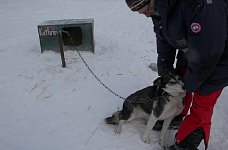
[0,0,227,150]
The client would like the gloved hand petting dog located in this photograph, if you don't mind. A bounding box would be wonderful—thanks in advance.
[105,69,186,148]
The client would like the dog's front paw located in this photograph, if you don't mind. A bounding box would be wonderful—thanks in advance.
[142,135,150,144]
[159,140,167,148]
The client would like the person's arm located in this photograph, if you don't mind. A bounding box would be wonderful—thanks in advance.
[156,37,176,76]
[151,16,177,76]
[183,2,227,92]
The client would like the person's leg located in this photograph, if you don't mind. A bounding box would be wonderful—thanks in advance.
[172,89,222,149]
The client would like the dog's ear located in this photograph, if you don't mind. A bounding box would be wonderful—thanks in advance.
[153,77,162,86]
[161,68,179,80]
[163,68,176,76]
[159,68,177,85]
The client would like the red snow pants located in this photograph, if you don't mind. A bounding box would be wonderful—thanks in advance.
[175,89,223,148]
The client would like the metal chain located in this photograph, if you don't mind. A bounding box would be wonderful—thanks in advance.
[60,30,126,100]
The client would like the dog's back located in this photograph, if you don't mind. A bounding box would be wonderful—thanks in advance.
[120,75,172,119]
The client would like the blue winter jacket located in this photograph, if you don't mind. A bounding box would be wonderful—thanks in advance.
[152,0,228,95]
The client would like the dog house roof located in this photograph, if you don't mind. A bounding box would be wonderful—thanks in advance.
[39,19,94,26]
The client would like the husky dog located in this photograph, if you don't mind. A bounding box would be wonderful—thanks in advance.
[105,70,186,147]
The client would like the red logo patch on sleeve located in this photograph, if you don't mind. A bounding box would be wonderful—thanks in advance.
[191,22,201,33]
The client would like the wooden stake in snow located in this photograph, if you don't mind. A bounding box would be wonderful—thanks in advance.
[58,31,66,68]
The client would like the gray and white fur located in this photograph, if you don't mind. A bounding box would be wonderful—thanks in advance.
[105,70,186,148]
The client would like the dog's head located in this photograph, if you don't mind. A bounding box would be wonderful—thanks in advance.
[105,111,121,125]
[159,69,185,97]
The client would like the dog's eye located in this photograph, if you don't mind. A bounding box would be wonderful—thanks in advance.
[169,81,176,85]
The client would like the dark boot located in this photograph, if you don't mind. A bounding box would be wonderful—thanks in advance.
[168,128,204,150]
[152,114,184,131]
[168,143,198,150]
[169,114,185,130]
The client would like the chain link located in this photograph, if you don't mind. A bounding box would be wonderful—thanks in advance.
[60,30,126,100]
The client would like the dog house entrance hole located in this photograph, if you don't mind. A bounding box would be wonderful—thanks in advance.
[62,27,82,46]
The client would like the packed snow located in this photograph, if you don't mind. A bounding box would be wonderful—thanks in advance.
[0,0,228,150]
